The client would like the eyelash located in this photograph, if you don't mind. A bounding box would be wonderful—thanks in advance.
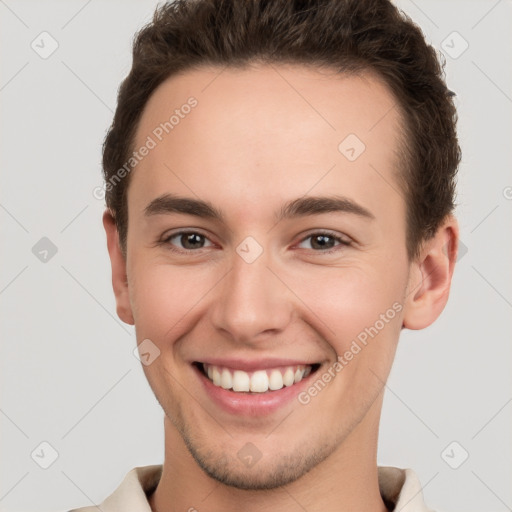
[159,230,352,255]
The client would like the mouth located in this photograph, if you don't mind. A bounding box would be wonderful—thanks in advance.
[193,361,321,394]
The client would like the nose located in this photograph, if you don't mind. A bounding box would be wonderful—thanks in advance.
[210,249,294,345]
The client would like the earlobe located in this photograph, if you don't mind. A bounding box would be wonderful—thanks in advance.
[103,210,135,325]
[402,215,459,330]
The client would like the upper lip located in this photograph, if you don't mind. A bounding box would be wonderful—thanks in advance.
[194,358,319,372]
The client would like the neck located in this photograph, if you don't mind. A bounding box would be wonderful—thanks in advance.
[149,395,388,512]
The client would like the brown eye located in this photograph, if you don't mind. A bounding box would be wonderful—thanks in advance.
[297,232,351,252]
[164,231,214,251]
[310,234,336,250]
[180,233,205,249]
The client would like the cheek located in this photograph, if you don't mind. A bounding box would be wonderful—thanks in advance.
[128,261,216,340]
[293,266,405,411]
[292,262,406,356]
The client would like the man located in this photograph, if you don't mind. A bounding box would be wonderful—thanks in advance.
[71,0,460,510]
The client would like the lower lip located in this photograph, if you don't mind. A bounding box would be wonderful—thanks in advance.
[192,364,318,417]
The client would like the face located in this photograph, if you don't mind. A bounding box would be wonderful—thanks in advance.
[108,64,429,489]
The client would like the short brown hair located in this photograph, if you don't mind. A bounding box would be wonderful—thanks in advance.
[102,0,460,261]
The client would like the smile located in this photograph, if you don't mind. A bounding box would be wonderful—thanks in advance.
[195,362,320,393]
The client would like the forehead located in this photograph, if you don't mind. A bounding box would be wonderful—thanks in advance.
[129,64,405,221]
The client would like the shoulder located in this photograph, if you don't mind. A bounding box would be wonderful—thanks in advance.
[67,465,163,512]
[378,465,437,512]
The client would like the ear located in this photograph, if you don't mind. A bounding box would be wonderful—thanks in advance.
[103,210,134,325]
[402,215,459,330]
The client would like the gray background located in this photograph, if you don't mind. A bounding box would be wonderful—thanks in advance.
[1,1,511,511]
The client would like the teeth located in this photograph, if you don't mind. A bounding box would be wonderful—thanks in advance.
[294,368,305,383]
[202,363,313,393]
[220,369,232,390]
[268,370,283,390]
[250,370,268,393]
[232,370,250,392]
[283,368,295,386]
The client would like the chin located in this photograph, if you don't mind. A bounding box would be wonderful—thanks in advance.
[182,428,335,491]
[195,456,312,490]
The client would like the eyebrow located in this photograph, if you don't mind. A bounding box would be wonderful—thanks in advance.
[144,193,375,222]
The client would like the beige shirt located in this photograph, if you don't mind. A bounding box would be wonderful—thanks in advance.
[69,464,435,512]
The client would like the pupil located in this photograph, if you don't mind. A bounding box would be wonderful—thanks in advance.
[182,233,203,249]
[312,235,334,250]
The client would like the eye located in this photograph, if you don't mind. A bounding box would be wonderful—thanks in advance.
[159,230,351,254]
[162,231,214,252]
[296,232,351,253]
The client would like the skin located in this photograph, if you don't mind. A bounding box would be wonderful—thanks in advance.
[103,64,459,512]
